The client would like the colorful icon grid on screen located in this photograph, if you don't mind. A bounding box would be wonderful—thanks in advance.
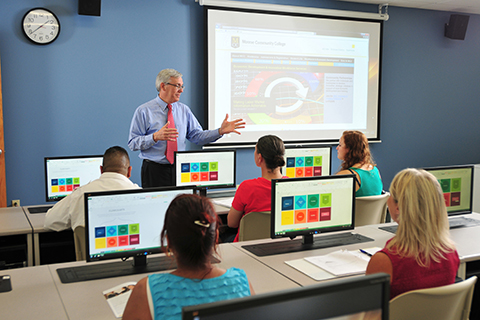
[180,162,218,183]
[439,178,461,207]
[280,193,332,225]
[51,177,80,193]
[94,223,140,249]
[285,156,323,178]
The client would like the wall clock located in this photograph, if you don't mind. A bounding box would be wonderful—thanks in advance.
[22,8,60,45]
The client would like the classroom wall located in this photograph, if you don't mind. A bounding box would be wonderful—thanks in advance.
[0,0,479,205]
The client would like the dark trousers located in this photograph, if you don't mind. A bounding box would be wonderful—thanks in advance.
[141,160,174,188]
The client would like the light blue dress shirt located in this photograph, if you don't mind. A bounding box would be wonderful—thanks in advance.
[128,96,221,164]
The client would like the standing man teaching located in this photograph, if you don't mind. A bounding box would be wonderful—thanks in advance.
[128,69,245,188]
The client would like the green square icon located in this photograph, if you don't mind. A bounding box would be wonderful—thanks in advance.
[129,223,140,234]
[305,157,314,167]
[308,194,319,208]
[314,156,322,166]
[200,162,210,172]
[451,178,461,192]
[66,178,73,185]
[118,224,129,235]
[440,179,451,193]
[73,177,80,184]
[320,193,332,207]
[209,162,218,171]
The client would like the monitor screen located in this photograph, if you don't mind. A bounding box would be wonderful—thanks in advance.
[45,155,103,202]
[182,273,389,320]
[271,175,355,243]
[174,150,236,194]
[423,165,474,216]
[283,146,332,178]
[84,186,195,265]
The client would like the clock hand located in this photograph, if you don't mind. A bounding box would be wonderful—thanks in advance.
[31,20,52,34]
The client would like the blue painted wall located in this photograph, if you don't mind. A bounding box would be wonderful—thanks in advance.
[0,0,479,205]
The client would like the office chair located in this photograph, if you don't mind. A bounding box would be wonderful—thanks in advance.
[73,226,86,261]
[238,211,270,242]
[354,192,389,227]
[390,276,477,320]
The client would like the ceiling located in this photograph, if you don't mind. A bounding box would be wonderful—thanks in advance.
[336,0,480,15]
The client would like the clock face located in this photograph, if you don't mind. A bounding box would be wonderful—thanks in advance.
[22,8,60,45]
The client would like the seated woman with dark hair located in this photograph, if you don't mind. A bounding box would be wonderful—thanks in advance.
[123,194,253,320]
[227,135,287,242]
[336,130,383,196]
[366,168,459,299]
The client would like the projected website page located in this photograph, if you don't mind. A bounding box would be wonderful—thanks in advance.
[273,177,354,236]
[175,151,235,187]
[86,189,191,258]
[46,157,102,200]
[207,9,381,144]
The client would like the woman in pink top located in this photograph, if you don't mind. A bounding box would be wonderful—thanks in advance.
[366,168,459,299]
[227,135,287,242]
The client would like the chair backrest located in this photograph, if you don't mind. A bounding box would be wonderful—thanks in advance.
[73,226,86,261]
[238,211,271,242]
[390,276,477,320]
[354,192,389,227]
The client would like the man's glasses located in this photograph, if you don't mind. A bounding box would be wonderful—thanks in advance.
[166,83,185,90]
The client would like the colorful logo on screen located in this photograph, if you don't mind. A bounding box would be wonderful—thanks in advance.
[285,156,323,178]
[280,193,332,225]
[439,178,461,207]
[180,162,218,183]
[94,224,140,249]
[51,178,80,193]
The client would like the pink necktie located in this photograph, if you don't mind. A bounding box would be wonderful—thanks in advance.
[165,104,177,164]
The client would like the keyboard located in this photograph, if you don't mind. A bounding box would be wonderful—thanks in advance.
[379,217,480,234]
[57,256,220,283]
[242,232,374,257]
[27,205,53,214]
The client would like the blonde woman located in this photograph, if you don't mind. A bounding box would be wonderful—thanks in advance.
[366,168,459,299]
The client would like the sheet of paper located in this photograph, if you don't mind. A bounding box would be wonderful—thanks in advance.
[285,259,336,281]
[304,250,369,276]
[103,281,136,318]
[212,197,234,208]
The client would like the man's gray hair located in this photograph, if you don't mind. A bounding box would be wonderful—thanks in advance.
[155,69,183,91]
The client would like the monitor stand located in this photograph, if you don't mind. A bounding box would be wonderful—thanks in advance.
[242,232,374,257]
[57,255,220,284]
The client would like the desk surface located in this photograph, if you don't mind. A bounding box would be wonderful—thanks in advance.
[0,207,32,236]
[47,243,298,320]
[22,205,52,233]
[1,265,68,320]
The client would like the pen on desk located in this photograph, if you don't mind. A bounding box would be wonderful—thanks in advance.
[359,249,372,257]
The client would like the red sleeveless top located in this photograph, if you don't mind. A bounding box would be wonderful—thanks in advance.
[380,238,460,299]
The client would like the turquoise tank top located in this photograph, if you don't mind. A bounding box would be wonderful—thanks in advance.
[348,166,383,197]
[148,267,251,320]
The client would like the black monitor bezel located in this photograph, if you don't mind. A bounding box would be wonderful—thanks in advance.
[44,155,103,202]
[283,145,333,176]
[174,149,236,192]
[182,273,390,320]
[84,186,195,263]
[271,175,356,240]
[422,164,474,216]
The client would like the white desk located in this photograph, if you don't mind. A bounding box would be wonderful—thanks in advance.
[47,243,298,320]
[232,225,392,287]
[0,265,68,320]
[0,207,33,266]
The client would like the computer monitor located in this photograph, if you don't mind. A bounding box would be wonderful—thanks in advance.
[272,175,356,244]
[182,273,390,320]
[45,155,103,202]
[174,149,236,196]
[282,146,332,178]
[84,186,195,267]
[423,165,474,216]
